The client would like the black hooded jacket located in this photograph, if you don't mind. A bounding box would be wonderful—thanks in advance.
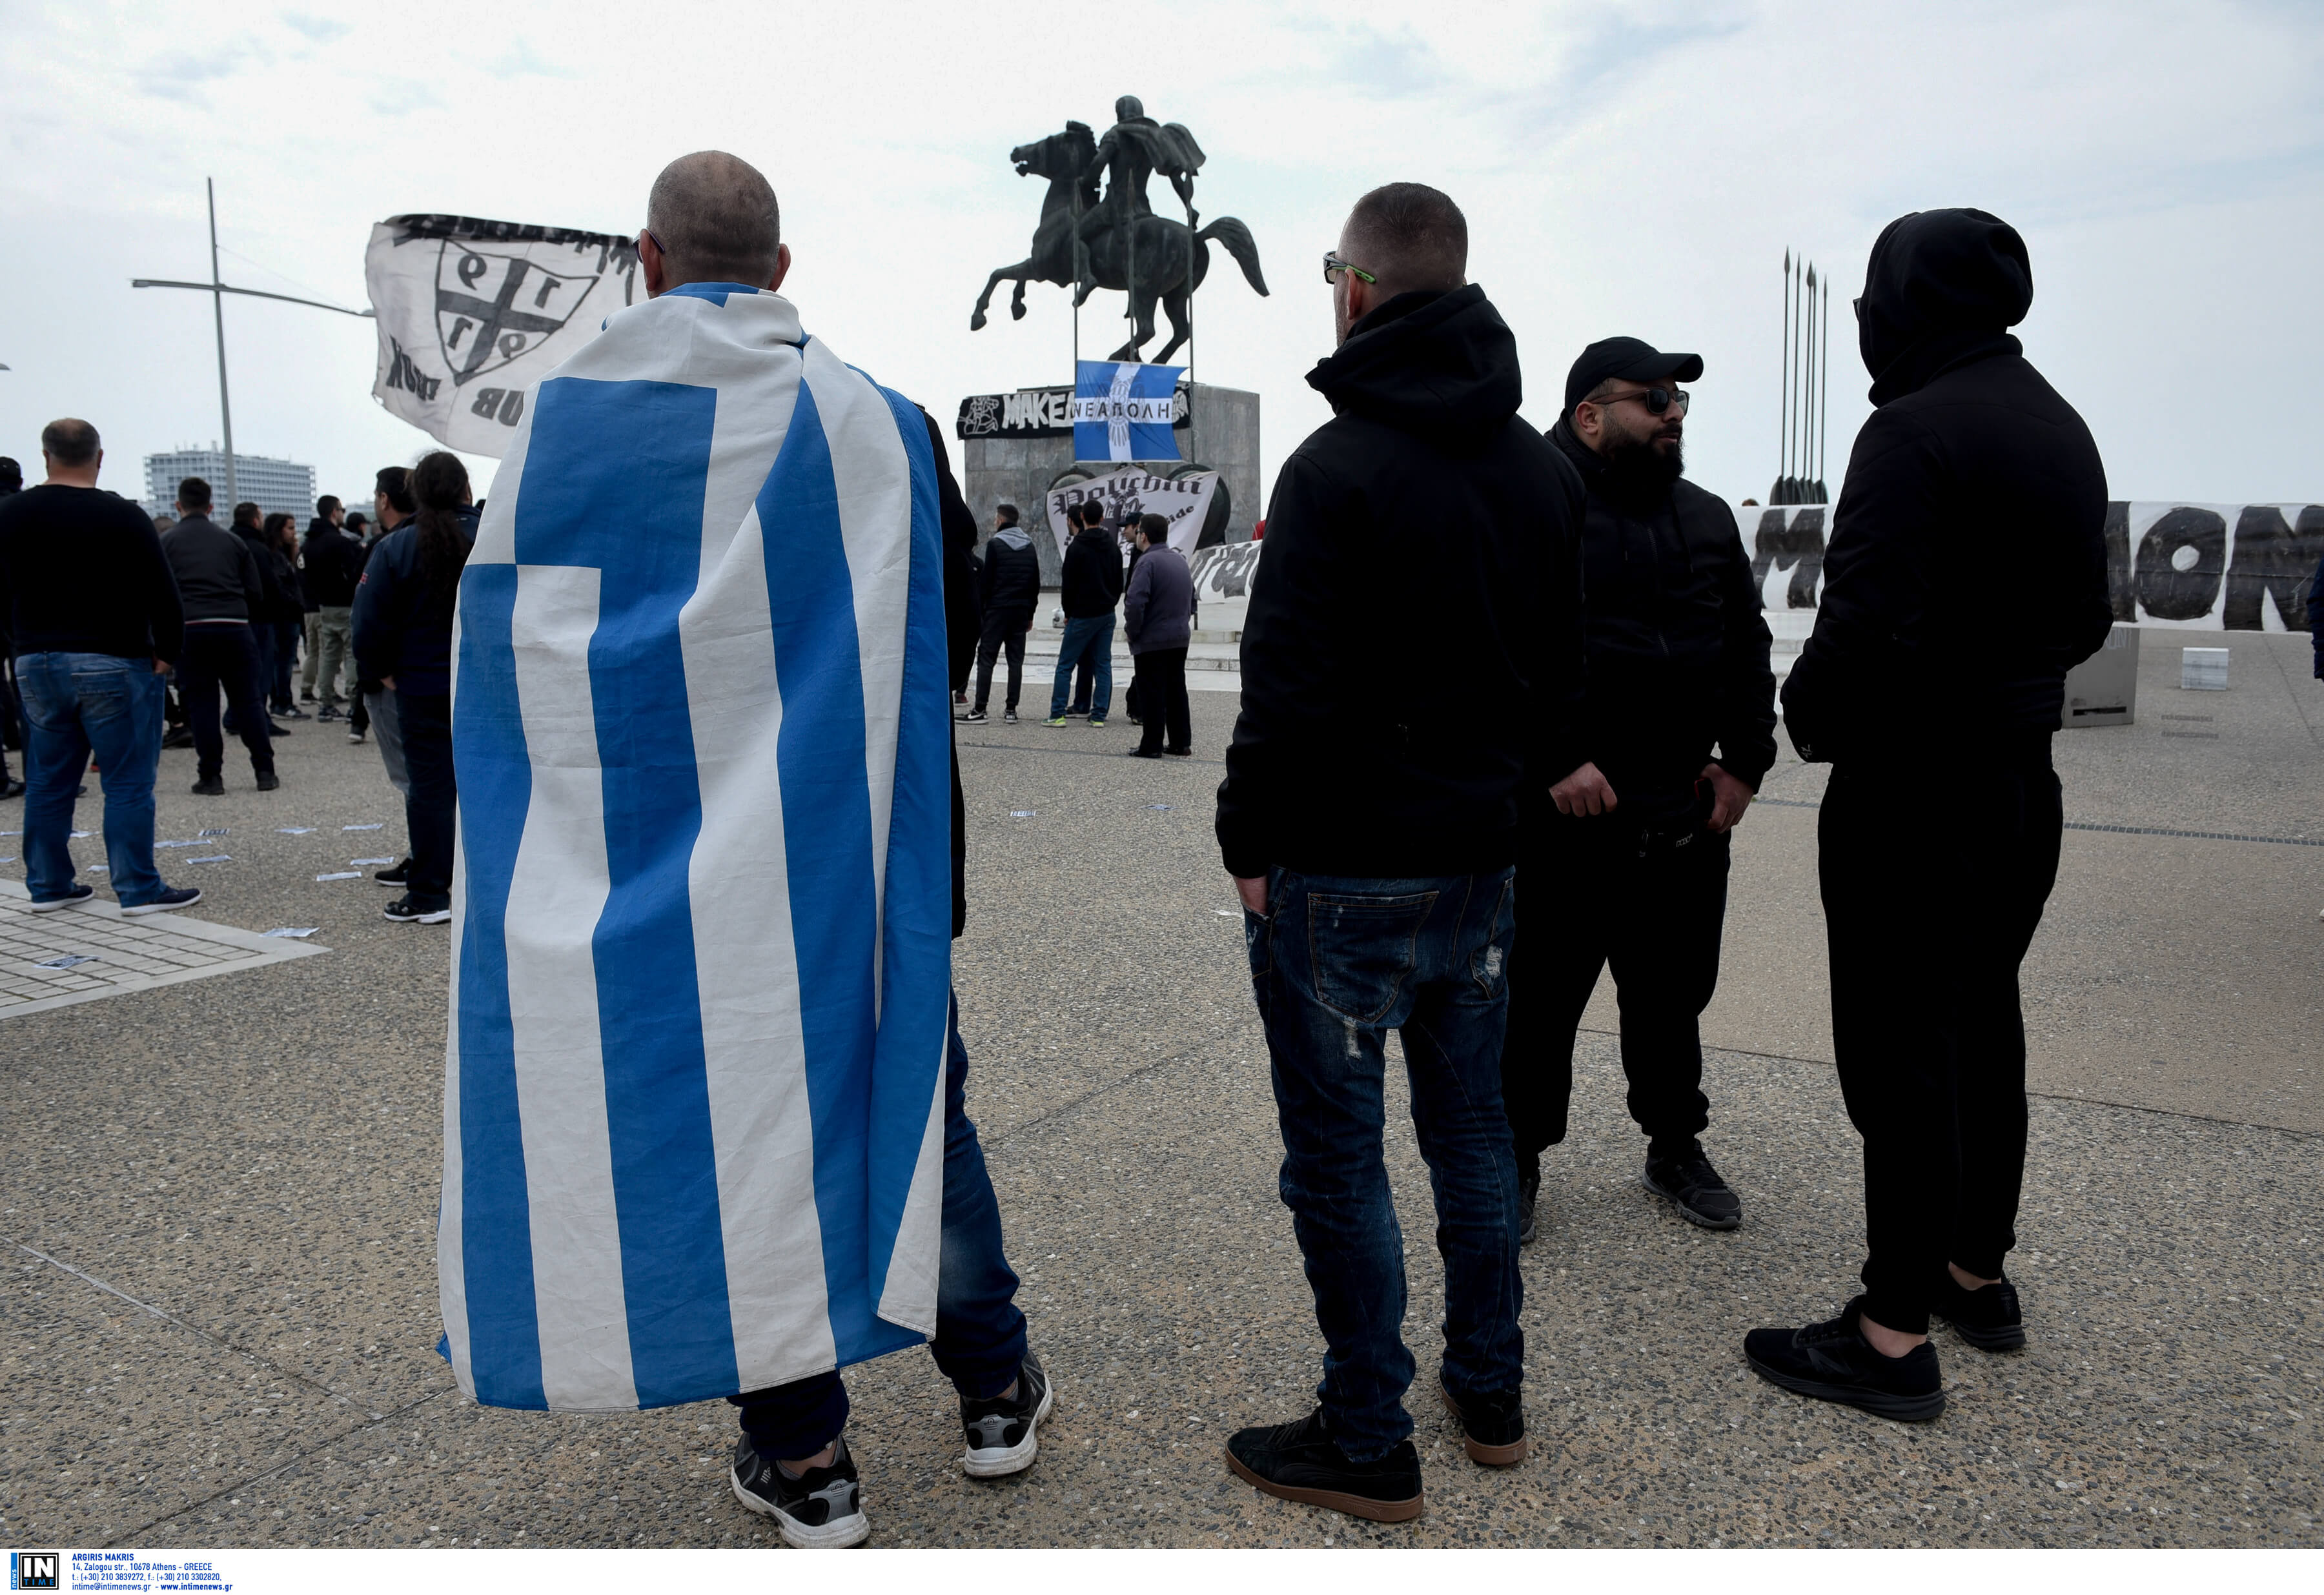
[1782,209,2111,759]
[1216,285,1587,879]
[1547,416,1776,823]
[303,518,370,607]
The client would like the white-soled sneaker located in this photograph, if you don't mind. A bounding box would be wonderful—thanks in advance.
[729,1433,870,1548]
[961,1350,1054,1478]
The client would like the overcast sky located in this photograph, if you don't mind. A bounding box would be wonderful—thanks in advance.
[4,0,2319,515]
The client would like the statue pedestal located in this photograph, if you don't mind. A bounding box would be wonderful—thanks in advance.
[957,382,1259,584]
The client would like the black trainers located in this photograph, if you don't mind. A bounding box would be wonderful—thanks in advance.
[374,857,412,886]
[347,729,366,744]
[255,771,280,791]
[190,775,225,796]
[161,726,195,749]
[1003,709,1019,724]
[961,1350,1054,1478]
[383,895,452,924]
[1438,1378,1526,1465]
[1225,1410,1423,1523]
[959,708,988,723]
[729,1434,870,1548]
[1517,1155,1540,1246]
[1933,1272,2025,1352]
[29,883,96,913]
[1744,1297,1946,1421]
[317,706,344,722]
[1642,1140,1741,1230]
[121,886,201,916]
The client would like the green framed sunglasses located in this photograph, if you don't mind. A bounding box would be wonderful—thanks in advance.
[1322,250,1376,285]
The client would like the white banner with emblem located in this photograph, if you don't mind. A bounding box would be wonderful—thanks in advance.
[365,214,642,458]
[1043,466,1220,560]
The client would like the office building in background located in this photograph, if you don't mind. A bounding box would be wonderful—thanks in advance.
[143,446,317,521]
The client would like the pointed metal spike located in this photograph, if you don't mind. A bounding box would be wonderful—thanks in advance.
[1784,247,1791,273]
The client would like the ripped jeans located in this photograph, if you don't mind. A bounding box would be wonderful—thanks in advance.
[1243,866,1522,1461]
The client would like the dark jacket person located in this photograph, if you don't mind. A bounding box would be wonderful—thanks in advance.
[1218,183,1585,1522]
[161,482,276,792]
[1500,338,1777,1245]
[1746,207,2110,1424]
[964,511,1039,720]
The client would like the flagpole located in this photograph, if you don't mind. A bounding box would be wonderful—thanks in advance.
[1778,251,1791,496]
[207,178,238,509]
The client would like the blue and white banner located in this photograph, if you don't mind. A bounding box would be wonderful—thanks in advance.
[442,282,954,1412]
[1072,360,1183,463]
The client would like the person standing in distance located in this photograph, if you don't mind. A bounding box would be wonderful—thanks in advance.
[161,477,278,795]
[1046,498,1123,726]
[963,504,1038,724]
[1216,183,1587,1521]
[1500,339,1776,1244]
[1748,208,2110,1421]
[0,420,198,911]
[1122,513,1194,758]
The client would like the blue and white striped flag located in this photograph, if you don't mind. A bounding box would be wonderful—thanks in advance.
[1071,359,1183,463]
[440,282,953,1412]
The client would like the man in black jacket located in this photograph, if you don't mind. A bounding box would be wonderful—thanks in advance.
[1501,339,1776,1242]
[1746,208,2110,1422]
[225,502,293,738]
[1217,183,1585,1521]
[964,504,1039,723]
[303,496,367,716]
[1044,498,1123,725]
[160,478,277,794]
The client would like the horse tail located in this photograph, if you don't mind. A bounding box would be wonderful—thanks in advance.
[1196,216,1270,298]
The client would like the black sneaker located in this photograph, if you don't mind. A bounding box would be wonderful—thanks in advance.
[1438,1378,1526,1466]
[0,778,24,800]
[278,706,311,721]
[1933,1272,2025,1352]
[347,729,366,744]
[961,1350,1054,1478]
[1744,1297,1946,1422]
[1003,709,1019,724]
[29,883,96,913]
[265,722,290,737]
[1224,1410,1423,1523]
[729,1434,870,1549]
[1642,1140,1741,1230]
[121,886,201,916]
[383,895,452,924]
[375,857,412,886]
[1123,747,1163,759]
[256,771,280,791]
[190,776,225,796]
[161,726,195,749]
[959,708,988,723]
[1517,1156,1540,1246]
[317,706,344,722]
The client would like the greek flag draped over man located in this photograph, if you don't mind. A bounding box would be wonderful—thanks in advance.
[440,279,954,1412]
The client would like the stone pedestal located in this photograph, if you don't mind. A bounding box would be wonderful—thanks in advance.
[959,383,1259,583]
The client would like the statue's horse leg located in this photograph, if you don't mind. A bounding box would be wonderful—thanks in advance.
[1149,285,1191,364]
[970,259,1034,331]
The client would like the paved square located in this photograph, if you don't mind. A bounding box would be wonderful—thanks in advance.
[0,882,326,1019]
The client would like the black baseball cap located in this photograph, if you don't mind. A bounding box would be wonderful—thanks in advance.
[1564,336,1704,414]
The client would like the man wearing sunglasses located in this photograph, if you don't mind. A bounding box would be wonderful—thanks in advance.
[1217,183,1587,1523]
[1499,340,1776,1248]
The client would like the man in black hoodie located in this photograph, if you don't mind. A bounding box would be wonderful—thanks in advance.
[1218,183,1585,1521]
[303,496,367,716]
[1746,209,2110,1422]
[964,505,1039,722]
[1502,340,1776,1242]
[159,478,278,794]
[1045,498,1123,725]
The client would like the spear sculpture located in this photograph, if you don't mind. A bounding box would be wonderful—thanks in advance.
[1804,262,1817,502]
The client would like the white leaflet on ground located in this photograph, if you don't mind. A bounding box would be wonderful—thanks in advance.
[316,871,362,882]
[264,928,321,939]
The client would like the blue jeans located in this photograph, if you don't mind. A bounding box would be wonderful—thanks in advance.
[1048,612,1114,719]
[731,994,1028,1456]
[1245,866,1522,1461]
[17,653,167,906]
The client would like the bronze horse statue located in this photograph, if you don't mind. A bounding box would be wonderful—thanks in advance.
[970,121,1268,363]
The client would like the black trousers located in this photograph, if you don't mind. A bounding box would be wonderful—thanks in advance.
[1501,815,1728,1160]
[178,625,274,780]
[1822,747,2058,1335]
[973,607,1029,712]
[1132,647,1190,754]
[396,689,456,909]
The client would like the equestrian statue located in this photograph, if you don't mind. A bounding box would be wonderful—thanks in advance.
[970,98,1268,364]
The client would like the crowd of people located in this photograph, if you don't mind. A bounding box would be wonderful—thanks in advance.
[0,438,476,924]
[0,147,2188,1549]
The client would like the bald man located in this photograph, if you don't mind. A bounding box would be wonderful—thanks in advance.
[440,150,1032,1550]
[1216,183,1587,1521]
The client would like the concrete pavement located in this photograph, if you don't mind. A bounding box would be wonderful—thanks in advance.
[1,629,2318,1548]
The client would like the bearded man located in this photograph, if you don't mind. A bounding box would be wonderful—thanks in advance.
[1499,338,1777,1244]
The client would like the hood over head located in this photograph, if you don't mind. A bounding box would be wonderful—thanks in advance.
[1858,208,2031,406]
[990,525,1033,551]
[1306,284,1522,440]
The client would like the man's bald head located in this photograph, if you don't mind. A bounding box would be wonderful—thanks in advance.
[1341,182,1468,299]
[646,150,783,290]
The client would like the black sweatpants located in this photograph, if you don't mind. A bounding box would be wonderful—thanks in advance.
[973,607,1030,713]
[178,624,274,781]
[396,689,456,911]
[1501,814,1728,1160]
[1821,746,2060,1335]
[1132,647,1190,755]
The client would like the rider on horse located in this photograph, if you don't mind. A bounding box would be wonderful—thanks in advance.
[1075,96,1205,307]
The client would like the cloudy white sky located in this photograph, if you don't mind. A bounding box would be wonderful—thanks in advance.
[3,1,2319,514]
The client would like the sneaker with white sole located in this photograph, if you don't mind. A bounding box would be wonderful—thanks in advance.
[383,895,451,924]
[729,1433,870,1548]
[960,1350,1053,1478]
[30,884,97,912]
[121,886,202,916]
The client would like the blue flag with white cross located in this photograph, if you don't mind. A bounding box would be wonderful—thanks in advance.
[1072,359,1183,463]
[440,281,953,1412]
